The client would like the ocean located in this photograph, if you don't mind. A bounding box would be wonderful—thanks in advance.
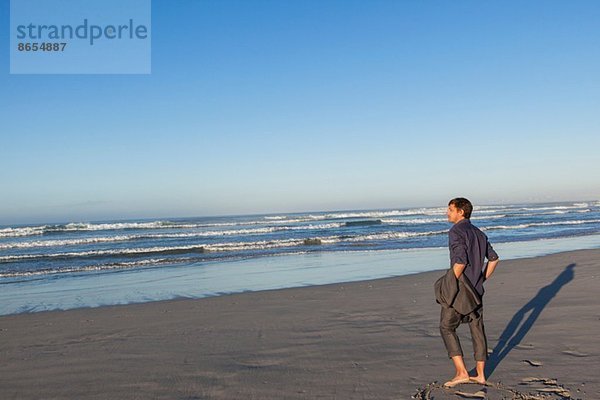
[2,200,600,314]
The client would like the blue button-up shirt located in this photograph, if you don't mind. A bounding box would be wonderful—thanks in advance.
[449,219,499,296]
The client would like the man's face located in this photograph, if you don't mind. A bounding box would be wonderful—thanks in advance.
[447,203,464,224]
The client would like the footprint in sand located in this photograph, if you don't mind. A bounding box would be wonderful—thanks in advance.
[562,349,589,357]
[522,359,543,366]
[413,381,569,400]
[521,377,557,385]
[454,389,486,398]
[518,376,574,399]
[537,387,572,397]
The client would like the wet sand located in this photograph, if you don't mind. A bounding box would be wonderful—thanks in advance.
[1,249,598,399]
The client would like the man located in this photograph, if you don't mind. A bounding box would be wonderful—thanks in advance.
[440,197,500,387]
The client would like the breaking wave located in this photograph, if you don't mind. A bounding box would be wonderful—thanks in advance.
[482,219,600,231]
[0,229,449,263]
[0,223,345,250]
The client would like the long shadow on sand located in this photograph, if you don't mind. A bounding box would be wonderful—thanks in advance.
[486,263,575,378]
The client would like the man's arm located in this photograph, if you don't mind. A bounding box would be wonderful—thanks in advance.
[453,263,466,279]
[485,239,499,279]
[485,259,499,279]
[449,228,467,279]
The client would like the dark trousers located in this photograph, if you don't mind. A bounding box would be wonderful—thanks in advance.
[439,306,488,361]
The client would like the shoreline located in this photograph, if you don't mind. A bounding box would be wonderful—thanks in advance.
[2,233,600,316]
[1,248,599,399]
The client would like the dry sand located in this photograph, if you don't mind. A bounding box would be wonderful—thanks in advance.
[1,249,598,399]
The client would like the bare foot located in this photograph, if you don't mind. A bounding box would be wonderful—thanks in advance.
[443,375,471,387]
[469,375,486,385]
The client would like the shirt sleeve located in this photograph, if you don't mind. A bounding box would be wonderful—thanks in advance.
[449,228,468,265]
[486,239,499,261]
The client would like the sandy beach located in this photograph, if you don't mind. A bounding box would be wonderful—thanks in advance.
[1,248,598,399]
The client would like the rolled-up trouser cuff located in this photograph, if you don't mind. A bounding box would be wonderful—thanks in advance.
[440,306,487,361]
[448,351,463,359]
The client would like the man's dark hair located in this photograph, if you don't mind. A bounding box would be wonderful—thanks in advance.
[448,197,473,219]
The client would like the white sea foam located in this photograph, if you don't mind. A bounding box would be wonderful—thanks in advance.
[471,208,512,214]
[380,218,447,224]
[0,226,48,238]
[146,222,343,236]
[0,229,450,262]
[0,221,188,238]
[267,212,440,223]
[482,219,600,231]
[0,235,136,250]
[474,205,511,210]
[484,224,531,230]
[520,205,582,211]
[471,214,507,220]
[421,207,449,216]
[321,208,444,219]
[505,209,591,218]
[289,222,344,230]
[339,230,448,242]
[1,251,326,279]
[0,220,274,238]
[0,245,207,263]
[203,238,308,252]
[61,221,181,231]
[380,214,506,225]
[202,230,447,252]
[190,220,269,227]
[265,217,321,224]
[0,258,171,279]
[0,223,346,250]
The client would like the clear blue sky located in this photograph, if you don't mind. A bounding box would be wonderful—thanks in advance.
[1,0,599,225]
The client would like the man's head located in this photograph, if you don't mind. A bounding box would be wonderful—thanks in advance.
[447,197,473,223]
